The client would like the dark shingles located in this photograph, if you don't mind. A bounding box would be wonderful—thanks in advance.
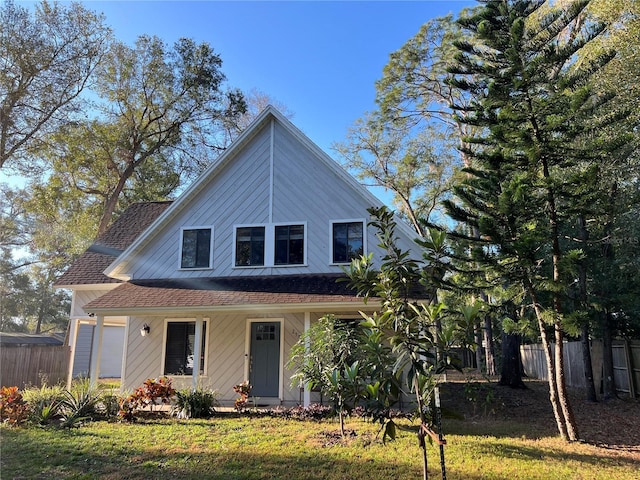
[83,274,364,311]
[130,274,354,294]
[55,202,172,286]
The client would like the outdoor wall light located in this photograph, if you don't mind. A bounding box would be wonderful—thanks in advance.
[140,324,150,337]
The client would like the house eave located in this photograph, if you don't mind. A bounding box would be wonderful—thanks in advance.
[83,300,381,318]
[54,283,123,292]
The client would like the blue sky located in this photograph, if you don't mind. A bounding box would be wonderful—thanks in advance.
[90,0,476,152]
[3,0,476,190]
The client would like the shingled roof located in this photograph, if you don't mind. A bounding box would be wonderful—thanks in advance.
[55,201,173,287]
[82,274,366,313]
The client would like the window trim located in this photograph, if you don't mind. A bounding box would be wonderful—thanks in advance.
[233,224,268,268]
[178,226,214,270]
[329,219,366,265]
[273,221,307,267]
[161,318,209,377]
[232,222,308,269]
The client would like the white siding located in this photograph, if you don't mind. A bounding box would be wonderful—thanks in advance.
[119,116,419,281]
[72,288,119,318]
[122,309,365,406]
[125,125,272,279]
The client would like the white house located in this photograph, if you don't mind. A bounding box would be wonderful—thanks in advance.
[56,106,422,406]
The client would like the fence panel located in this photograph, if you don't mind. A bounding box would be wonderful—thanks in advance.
[630,343,640,399]
[521,344,548,380]
[612,342,631,395]
[0,345,70,388]
[563,342,586,388]
[520,340,640,398]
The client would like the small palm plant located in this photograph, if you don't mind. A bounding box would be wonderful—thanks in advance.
[59,379,100,428]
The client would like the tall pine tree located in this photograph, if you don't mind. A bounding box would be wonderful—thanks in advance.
[446,0,621,441]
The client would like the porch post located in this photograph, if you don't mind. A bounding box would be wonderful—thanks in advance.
[303,312,311,407]
[119,317,130,392]
[66,318,80,390]
[192,316,204,391]
[89,315,105,389]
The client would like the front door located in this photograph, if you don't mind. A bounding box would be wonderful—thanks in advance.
[249,322,281,398]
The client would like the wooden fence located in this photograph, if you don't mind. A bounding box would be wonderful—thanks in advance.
[0,345,70,389]
[521,340,640,398]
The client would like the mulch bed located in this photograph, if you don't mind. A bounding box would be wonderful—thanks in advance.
[438,375,640,459]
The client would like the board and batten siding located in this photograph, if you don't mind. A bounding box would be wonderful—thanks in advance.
[117,116,419,282]
[125,125,272,280]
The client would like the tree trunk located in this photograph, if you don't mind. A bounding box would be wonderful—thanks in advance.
[580,323,597,402]
[577,215,597,402]
[484,314,496,376]
[542,155,579,441]
[498,331,525,388]
[475,321,484,374]
[601,310,616,400]
[554,325,579,441]
[413,375,429,480]
[96,159,138,237]
[526,282,569,440]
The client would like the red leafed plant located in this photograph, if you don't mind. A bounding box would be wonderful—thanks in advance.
[138,377,176,410]
[233,381,252,412]
[118,377,176,422]
[0,386,29,426]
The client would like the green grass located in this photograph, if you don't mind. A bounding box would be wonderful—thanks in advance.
[1,415,638,479]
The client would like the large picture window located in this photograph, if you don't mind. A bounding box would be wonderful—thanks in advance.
[275,224,304,265]
[235,226,265,266]
[332,221,364,264]
[164,321,206,376]
[180,228,212,269]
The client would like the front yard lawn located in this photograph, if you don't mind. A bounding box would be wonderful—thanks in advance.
[1,414,638,479]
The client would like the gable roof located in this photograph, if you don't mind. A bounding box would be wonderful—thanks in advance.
[104,105,418,280]
[54,201,173,287]
[82,273,370,315]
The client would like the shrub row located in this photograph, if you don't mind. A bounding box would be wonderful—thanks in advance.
[1,377,358,428]
[0,377,222,427]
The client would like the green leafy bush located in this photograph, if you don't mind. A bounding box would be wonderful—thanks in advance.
[22,384,65,406]
[268,404,332,421]
[23,384,65,426]
[95,392,120,420]
[29,400,61,426]
[171,388,219,419]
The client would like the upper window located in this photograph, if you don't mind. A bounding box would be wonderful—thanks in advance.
[180,228,212,269]
[235,226,265,266]
[332,221,364,264]
[164,321,207,376]
[275,224,304,265]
